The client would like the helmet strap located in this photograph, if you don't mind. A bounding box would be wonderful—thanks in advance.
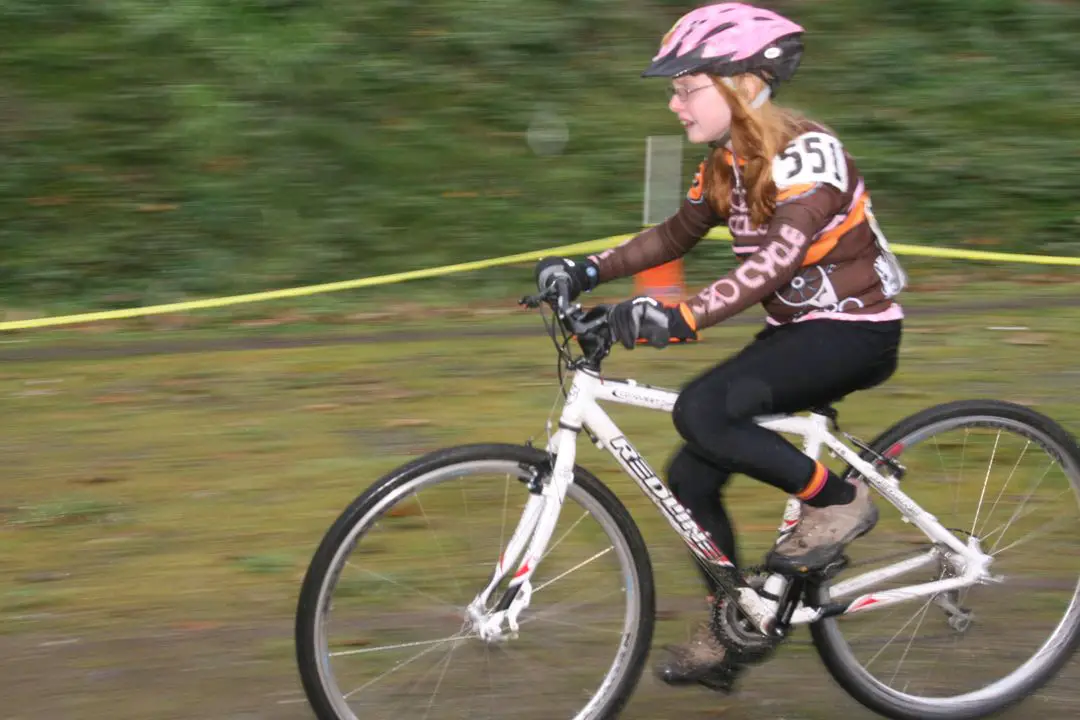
[718,77,772,109]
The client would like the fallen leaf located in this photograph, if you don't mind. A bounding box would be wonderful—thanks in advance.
[201,156,247,172]
[174,621,224,632]
[19,571,71,583]
[71,476,127,485]
[387,504,422,518]
[339,637,373,647]
[1004,333,1050,346]
[28,195,72,207]
[384,418,431,427]
[92,394,139,404]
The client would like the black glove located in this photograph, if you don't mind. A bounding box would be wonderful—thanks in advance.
[534,256,599,301]
[608,296,698,350]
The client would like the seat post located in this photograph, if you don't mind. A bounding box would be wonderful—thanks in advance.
[809,404,840,431]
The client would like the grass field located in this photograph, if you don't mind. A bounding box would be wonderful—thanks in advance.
[3,289,1080,718]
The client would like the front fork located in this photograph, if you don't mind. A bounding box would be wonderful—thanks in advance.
[466,427,579,641]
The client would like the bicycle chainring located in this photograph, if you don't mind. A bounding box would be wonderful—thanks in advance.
[710,568,785,665]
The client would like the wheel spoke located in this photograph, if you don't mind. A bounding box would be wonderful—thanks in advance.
[533,546,614,594]
[975,440,1030,541]
[969,429,1001,540]
[331,633,474,658]
[345,562,459,610]
[342,633,461,699]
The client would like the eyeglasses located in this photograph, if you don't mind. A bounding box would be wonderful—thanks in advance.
[666,84,713,102]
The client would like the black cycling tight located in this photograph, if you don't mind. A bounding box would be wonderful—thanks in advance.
[665,318,902,577]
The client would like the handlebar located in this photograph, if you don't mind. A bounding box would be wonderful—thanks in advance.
[519,278,614,369]
[519,278,599,334]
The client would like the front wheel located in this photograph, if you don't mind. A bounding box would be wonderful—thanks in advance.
[295,443,656,720]
[813,400,1080,720]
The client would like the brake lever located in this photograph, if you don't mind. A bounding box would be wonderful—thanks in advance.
[518,294,542,309]
[519,281,608,338]
[566,308,610,337]
[518,286,558,309]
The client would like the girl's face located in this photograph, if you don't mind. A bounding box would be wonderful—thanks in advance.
[668,74,733,144]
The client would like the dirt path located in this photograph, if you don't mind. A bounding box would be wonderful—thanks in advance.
[1,295,1074,363]
[2,613,1077,719]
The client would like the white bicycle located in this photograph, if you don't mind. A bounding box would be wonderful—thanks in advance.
[295,280,1080,720]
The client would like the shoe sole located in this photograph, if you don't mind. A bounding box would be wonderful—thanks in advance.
[656,666,738,694]
[764,503,879,576]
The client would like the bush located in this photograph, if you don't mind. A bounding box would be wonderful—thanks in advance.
[1,0,1077,306]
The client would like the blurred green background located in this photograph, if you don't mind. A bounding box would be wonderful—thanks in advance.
[4,3,1080,717]
[2,0,1078,313]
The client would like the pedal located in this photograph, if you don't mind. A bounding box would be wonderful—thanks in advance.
[766,556,852,626]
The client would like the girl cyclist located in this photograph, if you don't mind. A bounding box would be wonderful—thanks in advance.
[534,2,907,693]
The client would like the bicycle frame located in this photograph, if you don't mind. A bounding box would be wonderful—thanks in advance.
[467,365,998,641]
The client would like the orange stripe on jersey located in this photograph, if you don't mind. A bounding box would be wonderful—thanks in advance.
[687,161,706,203]
[777,182,817,203]
[721,149,748,167]
[801,193,868,267]
[678,302,698,331]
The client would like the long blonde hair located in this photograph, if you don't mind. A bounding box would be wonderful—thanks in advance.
[703,75,807,227]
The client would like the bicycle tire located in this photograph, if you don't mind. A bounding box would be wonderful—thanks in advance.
[812,399,1080,720]
[294,442,656,720]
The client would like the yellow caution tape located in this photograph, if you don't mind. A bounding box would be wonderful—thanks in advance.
[1,227,1076,332]
[0,234,637,331]
[884,243,1080,267]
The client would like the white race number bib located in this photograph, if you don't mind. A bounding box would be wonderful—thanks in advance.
[772,132,849,193]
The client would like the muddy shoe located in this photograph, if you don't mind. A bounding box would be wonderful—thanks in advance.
[654,622,743,693]
[765,479,879,576]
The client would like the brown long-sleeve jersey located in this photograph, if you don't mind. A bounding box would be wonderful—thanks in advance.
[589,124,907,329]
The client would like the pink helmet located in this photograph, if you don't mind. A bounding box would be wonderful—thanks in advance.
[643,3,805,91]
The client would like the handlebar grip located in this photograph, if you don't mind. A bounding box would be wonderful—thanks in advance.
[552,276,572,313]
[536,264,568,292]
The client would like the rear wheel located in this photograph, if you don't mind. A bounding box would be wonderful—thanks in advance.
[812,400,1080,719]
[295,443,656,720]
